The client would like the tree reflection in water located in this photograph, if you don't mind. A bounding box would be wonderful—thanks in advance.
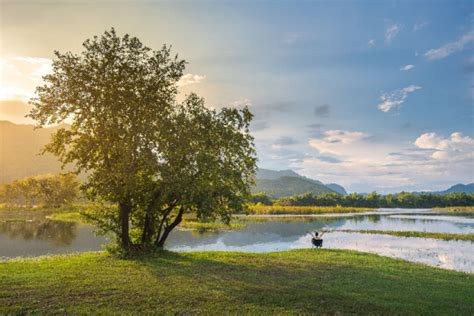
[0,220,78,246]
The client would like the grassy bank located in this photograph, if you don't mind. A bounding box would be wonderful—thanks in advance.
[46,211,246,232]
[0,203,91,212]
[178,220,246,232]
[1,250,472,314]
[248,205,373,215]
[325,229,474,242]
[433,206,474,215]
[46,211,85,223]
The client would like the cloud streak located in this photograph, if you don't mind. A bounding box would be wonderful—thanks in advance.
[385,24,400,43]
[424,31,474,60]
[400,64,414,71]
[0,56,52,102]
[377,85,422,113]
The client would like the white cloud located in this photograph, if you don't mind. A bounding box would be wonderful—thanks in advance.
[385,24,400,43]
[402,85,421,93]
[299,131,474,193]
[309,130,369,155]
[424,31,474,61]
[415,132,474,161]
[368,39,376,46]
[377,85,422,112]
[177,73,206,87]
[0,56,52,102]
[400,64,414,71]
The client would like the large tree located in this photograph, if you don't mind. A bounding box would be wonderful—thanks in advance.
[29,29,257,253]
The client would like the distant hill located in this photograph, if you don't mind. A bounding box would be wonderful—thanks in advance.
[253,176,336,199]
[435,183,474,194]
[254,168,347,198]
[325,183,348,195]
[0,121,70,183]
[256,168,304,181]
[257,168,326,184]
[412,183,474,195]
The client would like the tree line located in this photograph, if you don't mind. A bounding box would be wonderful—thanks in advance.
[0,174,80,208]
[251,191,474,208]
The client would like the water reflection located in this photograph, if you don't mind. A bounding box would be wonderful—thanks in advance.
[1,209,473,273]
[0,220,77,246]
[0,211,108,258]
[316,232,474,273]
[389,215,474,224]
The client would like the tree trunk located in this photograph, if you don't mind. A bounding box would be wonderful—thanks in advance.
[141,212,154,245]
[119,199,132,250]
[156,206,185,248]
[141,190,162,245]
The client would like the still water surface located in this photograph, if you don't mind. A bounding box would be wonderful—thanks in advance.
[1,209,473,273]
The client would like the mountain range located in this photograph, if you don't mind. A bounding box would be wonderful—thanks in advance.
[415,183,474,195]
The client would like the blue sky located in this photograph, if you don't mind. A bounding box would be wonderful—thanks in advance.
[0,0,473,192]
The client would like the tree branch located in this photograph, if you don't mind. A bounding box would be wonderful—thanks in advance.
[156,205,185,247]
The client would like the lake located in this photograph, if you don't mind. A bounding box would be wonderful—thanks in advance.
[1,208,473,273]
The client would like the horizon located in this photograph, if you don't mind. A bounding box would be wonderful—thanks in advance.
[1,1,473,193]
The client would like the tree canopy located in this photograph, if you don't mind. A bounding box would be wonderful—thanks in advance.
[29,28,257,253]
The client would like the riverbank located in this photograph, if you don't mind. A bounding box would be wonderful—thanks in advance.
[323,229,474,242]
[433,206,474,215]
[1,250,472,314]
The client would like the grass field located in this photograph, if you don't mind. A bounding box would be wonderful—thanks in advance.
[248,204,373,215]
[1,249,472,314]
[324,229,474,242]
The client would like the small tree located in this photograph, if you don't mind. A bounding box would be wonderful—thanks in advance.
[29,29,257,253]
[249,192,273,205]
[1,174,79,208]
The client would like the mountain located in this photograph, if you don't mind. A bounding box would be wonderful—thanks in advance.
[435,183,474,194]
[253,176,336,199]
[257,168,325,184]
[0,121,70,183]
[325,183,348,195]
[256,168,304,181]
[254,168,347,198]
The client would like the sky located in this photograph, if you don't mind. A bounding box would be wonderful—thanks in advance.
[0,0,473,193]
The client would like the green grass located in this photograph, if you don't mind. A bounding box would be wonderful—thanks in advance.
[179,219,246,232]
[0,202,91,212]
[433,206,474,215]
[324,229,474,242]
[1,250,472,314]
[46,211,85,223]
[248,204,373,215]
